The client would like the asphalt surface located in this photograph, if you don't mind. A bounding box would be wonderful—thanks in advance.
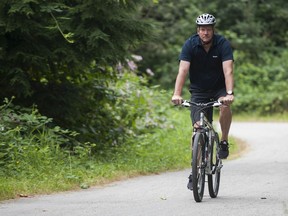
[1,122,288,216]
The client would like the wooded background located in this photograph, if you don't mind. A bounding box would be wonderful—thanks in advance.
[0,0,287,154]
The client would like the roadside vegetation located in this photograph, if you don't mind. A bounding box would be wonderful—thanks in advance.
[0,0,287,201]
[0,72,189,201]
[0,71,241,201]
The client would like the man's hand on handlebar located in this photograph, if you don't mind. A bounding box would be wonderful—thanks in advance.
[220,94,234,106]
[171,95,183,105]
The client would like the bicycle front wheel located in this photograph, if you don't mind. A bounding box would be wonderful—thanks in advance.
[208,132,221,198]
[192,132,205,202]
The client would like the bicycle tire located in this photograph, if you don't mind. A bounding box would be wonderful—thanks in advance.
[192,132,205,202]
[208,132,221,198]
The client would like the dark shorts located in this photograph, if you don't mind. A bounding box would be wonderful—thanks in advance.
[190,88,226,125]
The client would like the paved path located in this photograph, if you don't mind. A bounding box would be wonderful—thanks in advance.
[1,122,288,216]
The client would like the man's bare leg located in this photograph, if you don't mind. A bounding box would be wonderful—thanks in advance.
[219,105,232,141]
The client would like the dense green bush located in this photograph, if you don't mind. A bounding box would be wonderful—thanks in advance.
[0,98,82,176]
[0,70,172,177]
[0,1,158,154]
[233,50,288,114]
[90,68,171,151]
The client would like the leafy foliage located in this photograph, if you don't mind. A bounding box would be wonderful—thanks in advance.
[0,0,153,97]
[0,0,156,150]
[0,98,81,176]
[233,50,288,114]
[0,68,172,177]
[136,0,202,87]
[0,71,175,201]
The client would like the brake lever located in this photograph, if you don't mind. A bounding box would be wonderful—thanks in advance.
[181,100,191,107]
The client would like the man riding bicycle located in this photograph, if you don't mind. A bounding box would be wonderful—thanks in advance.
[171,13,234,160]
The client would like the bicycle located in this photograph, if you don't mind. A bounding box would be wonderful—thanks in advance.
[181,100,223,202]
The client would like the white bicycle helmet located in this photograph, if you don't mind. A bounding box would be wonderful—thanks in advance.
[196,13,216,26]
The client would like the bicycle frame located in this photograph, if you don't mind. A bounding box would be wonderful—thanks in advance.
[195,112,220,175]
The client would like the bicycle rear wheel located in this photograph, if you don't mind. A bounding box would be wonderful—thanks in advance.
[208,132,221,198]
[192,132,205,202]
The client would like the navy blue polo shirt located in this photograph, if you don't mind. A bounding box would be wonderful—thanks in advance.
[179,34,233,92]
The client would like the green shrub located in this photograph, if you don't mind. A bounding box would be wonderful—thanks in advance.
[233,50,288,115]
[0,98,83,177]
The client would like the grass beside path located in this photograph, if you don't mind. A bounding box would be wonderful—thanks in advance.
[0,109,243,202]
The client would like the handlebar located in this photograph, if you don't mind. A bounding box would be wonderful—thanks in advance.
[181,100,222,108]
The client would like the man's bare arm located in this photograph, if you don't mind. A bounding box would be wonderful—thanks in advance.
[171,60,190,104]
[222,60,234,93]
